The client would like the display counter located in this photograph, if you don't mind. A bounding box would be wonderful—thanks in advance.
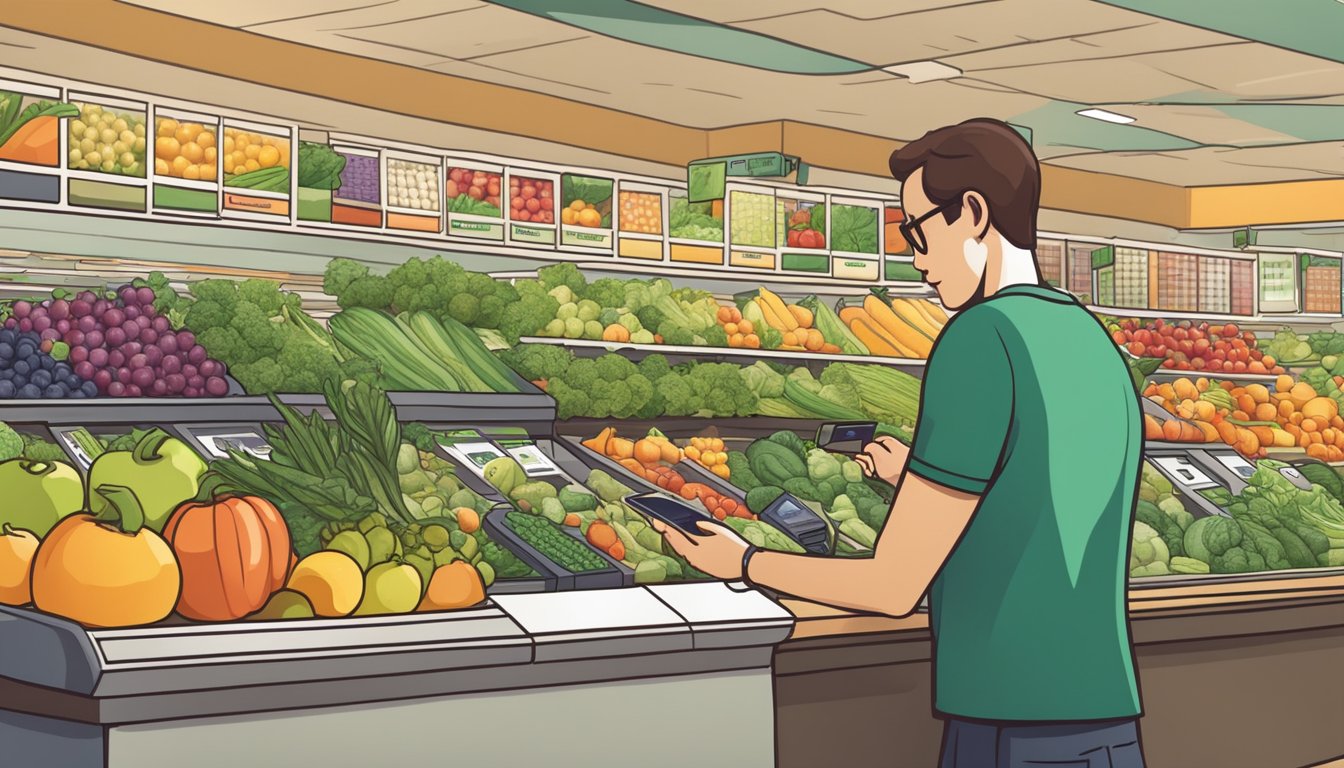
[774,573,1344,768]
[0,582,791,768]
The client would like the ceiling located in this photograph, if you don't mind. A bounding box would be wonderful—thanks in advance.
[73,1,1344,187]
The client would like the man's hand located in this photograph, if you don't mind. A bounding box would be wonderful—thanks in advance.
[854,436,910,485]
[651,519,750,580]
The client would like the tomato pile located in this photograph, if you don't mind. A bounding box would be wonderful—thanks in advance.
[1110,318,1283,374]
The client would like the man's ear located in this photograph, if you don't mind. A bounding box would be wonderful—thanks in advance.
[964,191,990,240]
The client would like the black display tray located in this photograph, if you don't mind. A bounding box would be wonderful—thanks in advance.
[482,508,631,591]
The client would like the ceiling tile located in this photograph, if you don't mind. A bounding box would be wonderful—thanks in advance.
[1134,44,1344,101]
[332,4,583,60]
[117,0,408,29]
[973,54,1223,103]
[727,0,1153,66]
[945,18,1234,73]
[1105,104,1299,147]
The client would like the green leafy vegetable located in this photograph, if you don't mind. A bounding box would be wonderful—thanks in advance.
[296,142,348,190]
[830,204,879,254]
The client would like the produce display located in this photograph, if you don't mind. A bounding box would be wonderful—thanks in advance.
[2,284,230,398]
[748,287,840,353]
[1142,375,1344,460]
[777,198,825,250]
[296,142,347,190]
[479,450,703,582]
[838,289,947,358]
[669,195,723,241]
[724,430,890,550]
[580,426,748,519]
[619,191,662,235]
[329,307,521,393]
[222,127,290,192]
[504,511,610,573]
[560,174,613,229]
[386,158,440,212]
[66,101,147,177]
[508,175,555,224]
[153,118,217,181]
[0,326,96,399]
[829,204,879,254]
[335,153,380,204]
[445,166,502,216]
[1107,318,1282,374]
[884,208,910,255]
[0,91,76,166]
[730,190,775,247]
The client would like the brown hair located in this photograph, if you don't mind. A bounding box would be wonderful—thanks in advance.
[888,118,1040,250]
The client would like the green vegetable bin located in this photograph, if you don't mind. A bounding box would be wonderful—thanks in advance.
[483,507,630,590]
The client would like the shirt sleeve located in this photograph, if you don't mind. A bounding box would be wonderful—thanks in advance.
[907,308,1014,494]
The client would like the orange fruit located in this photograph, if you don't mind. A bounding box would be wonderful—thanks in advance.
[183,164,200,180]
[156,136,181,160]
[577,208,601,228]
[157,118,179,137]
[180,142,204,164]
[561,207,577,225]
[196,130,216,149]
[258,145,281,168]
[570,199,586,212]
[171,155,190,175]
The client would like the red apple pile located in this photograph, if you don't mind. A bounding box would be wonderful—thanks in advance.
[1110,318,1283,374]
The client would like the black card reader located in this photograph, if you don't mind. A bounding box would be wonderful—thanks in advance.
[761,492,832,555]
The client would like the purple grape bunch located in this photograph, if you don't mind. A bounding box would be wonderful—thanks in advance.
[4,285,231,398]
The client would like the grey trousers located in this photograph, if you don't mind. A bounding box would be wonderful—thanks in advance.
[939,717,1145,768]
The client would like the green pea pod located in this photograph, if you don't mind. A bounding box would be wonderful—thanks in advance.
[88,429,206,532]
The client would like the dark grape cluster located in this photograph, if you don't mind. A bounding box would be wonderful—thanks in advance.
[4,285,231,398]
[0,328,97,399]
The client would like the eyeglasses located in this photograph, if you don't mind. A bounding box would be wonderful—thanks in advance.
[899,200,959,255]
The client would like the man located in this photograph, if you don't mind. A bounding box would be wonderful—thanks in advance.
[655,118,1147,768]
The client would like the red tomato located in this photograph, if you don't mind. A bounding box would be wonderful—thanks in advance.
[787,229,802,248]
[511,196,525,211]
[468,186,484,200]
[525,198,541,213]
[488,180,500,196]
[521,185,537,199]
[516,209,531,221]
[445,181,460,198]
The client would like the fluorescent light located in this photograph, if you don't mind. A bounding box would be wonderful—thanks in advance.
[883,61,962,84]
[1077,108,1136,124]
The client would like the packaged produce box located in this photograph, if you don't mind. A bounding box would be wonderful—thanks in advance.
[0,78,73,168]
[384,152,442,234]
[66,93,147,180]
[293,140,350,223]
[151,109,220,217]
[506,169,557,249]
[221,119,292,221]
[616,181,667,261]
[559,172,615,254]
[444,161,504,242]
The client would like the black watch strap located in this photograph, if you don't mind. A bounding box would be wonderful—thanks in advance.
[741,545,760,588]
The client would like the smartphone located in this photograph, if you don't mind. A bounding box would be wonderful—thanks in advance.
[623,492,711,536]
[816,421,877,454]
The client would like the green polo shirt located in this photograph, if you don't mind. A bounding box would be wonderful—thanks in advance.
[909,284,1142,722]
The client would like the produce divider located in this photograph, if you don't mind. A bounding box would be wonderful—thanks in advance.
[518,336,928,375]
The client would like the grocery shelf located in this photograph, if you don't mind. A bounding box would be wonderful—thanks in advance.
[491,263,933,296]
[1090,304,1343,328]
[1146,370,1282,384]
[1128,565,1344,589]
[518,336,927,374]
[0,391,557,427]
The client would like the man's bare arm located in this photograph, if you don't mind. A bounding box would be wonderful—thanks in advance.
[746,473,979,616]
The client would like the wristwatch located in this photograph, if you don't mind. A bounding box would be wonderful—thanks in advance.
[741,545,760,589]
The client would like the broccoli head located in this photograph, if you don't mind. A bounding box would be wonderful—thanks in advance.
[336,275,393,310]
[447,293,481,325]
[584,278,627,310]
[687,362,759,417]
[657,322,697,347]
[548,378,593,419]
[497,344,573,382]
[635,305,667,335]
[324,258,370,298]
[0,422,23,461]
[638,354,674,383]
[538,263,587,295]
